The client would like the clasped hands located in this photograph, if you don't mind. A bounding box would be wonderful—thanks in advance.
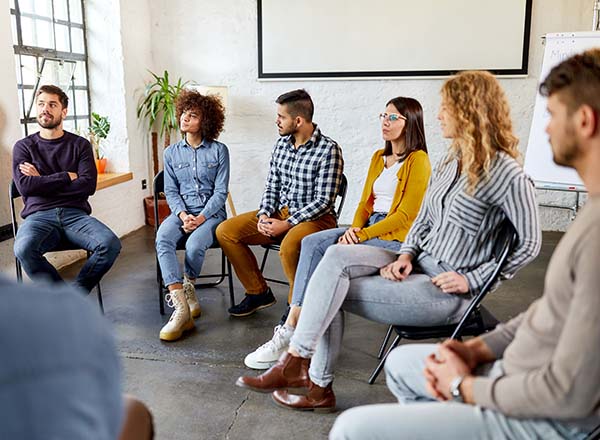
[379,254,469,294]
[179,212,205,233]
[257,214,292,237]
[424,340,475,402]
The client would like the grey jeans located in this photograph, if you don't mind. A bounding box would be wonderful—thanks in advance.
[289,244,471,387]
[329,344,588,440]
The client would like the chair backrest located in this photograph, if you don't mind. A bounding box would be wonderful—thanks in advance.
[450,219,518,339]
[335,174,348,221]
[153,170,165,233]
[9,181,21,239]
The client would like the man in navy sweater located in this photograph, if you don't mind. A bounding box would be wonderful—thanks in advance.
[12,84,121,292]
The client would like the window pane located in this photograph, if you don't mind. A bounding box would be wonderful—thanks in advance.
[11,14,18,43]
[20,0,52,17]
[73,61,87,86]
[54,0,69,21]
[10,0,15,10]
[19,55,38,85]
[76,117,89,133]
[27,123,39,136]
[17,88,25,119]
[55,24,70,51]
[71,27,84,53]
[21,16,53,49]
[23,87,36,119]
[63,119,75,132]
[14,55,22,84]
[75,89,89,116]
[68,0,82,24]
[40,59,76,90]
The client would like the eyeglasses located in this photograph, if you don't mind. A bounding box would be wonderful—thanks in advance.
[379,112,407,122]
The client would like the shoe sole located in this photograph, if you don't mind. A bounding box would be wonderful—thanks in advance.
[159,320,195,342]
[229,299,277,317]
[271,394,336,413]
[243,359,277,370]
[235,378,308,395]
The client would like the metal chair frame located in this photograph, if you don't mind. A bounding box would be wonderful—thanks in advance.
[9,180,104,313]
[368,219,517,384]
[153,171,234,315]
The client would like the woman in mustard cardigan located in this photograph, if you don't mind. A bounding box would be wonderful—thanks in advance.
[244,96,431,369]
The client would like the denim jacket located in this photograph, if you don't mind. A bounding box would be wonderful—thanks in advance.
[163,138,230,219]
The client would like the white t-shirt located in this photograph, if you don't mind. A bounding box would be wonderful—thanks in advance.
[372,157,402,214]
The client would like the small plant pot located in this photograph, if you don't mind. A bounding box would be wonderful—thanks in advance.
[95,158,107,174]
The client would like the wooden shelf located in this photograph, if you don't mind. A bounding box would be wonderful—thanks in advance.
[96,172,133,190]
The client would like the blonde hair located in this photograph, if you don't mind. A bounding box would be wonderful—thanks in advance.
[441,71,519,193]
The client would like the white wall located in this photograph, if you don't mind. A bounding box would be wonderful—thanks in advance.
[147,0,592,230]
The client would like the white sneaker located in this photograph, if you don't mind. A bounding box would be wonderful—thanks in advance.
[183,276,201,318]
[244,324,294,369]
[159,289,194,341]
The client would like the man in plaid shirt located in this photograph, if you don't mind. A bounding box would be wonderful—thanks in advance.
[217,89,344,317]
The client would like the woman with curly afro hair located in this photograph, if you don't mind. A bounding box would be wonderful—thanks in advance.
[156,89,229,341]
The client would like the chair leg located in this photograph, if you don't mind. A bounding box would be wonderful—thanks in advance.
[259,247,269,273]
[368,334,401,385]
[156,257,165,315]
[96,283,104,314]
[15,258,23,282]
[377,325,394,359]
[227,258,235,308]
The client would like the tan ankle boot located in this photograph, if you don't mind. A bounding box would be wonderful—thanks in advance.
[183,277,201,318]
[159,289,194,341]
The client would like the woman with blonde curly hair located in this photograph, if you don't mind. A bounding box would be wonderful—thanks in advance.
[236,71,542,413]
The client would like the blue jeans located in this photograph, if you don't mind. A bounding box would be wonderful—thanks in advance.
[14,208,121,292]
[292,212,402,306]
[290,246,470,387]
[155,213,225,287]
[330,344,588,440]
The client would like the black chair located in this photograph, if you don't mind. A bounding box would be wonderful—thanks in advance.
[153,170,234,315]
[587,424,600,440]
[258,174,349,286]
[9,180,104,313]
[368,219,517,384]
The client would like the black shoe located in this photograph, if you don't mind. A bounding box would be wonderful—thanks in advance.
[278,304,291,326]
[228,288,277,317]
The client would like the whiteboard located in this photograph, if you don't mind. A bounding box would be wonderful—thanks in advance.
[525,32,600,190]
[257,0,532,79]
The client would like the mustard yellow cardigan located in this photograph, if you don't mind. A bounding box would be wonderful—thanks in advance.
[352,149,431,243]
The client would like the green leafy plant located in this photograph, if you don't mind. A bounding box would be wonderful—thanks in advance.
[88,112,110,159]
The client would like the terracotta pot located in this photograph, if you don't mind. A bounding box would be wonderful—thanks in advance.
[95,158,107,174]
[144,195,171,227]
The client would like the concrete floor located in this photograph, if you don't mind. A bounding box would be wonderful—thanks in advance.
[63,226,562,440]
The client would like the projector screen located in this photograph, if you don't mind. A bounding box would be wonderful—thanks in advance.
[258,0,532,79]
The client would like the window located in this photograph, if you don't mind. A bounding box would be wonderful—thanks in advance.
[9,0,90,136]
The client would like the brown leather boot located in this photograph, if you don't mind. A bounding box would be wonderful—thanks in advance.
[235,352,309,394]
[272,381,336,413]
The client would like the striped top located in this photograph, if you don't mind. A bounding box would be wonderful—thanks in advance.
[400,152,541,295]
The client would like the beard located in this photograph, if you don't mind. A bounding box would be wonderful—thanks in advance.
[278,122,298,137]
[551,124,578,167]
[37,113,63,129]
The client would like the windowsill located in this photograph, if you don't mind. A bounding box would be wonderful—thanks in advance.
[97,172,133,190]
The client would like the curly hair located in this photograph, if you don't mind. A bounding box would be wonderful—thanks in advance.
[441,71,519,193]
[176,89,225,141]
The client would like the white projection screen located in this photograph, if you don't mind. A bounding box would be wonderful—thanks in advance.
[258,0,532,79]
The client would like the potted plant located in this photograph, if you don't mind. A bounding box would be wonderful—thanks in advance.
[88,112,110,174]
[136,70,188,226]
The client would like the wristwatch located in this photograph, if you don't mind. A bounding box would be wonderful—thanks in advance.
[449,375,466,402]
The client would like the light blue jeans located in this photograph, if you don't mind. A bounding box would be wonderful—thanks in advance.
[329,344,588,440]
[155,213,225,287]
[290,245,471,387]
[14,208,121,292]
[292,212,402,305]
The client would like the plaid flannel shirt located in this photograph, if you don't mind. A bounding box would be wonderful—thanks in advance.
[257,125,344,225]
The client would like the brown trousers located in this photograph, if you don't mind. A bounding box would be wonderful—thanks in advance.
[216,208,337,303]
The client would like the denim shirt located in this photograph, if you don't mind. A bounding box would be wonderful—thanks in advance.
[163,138,230,219]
